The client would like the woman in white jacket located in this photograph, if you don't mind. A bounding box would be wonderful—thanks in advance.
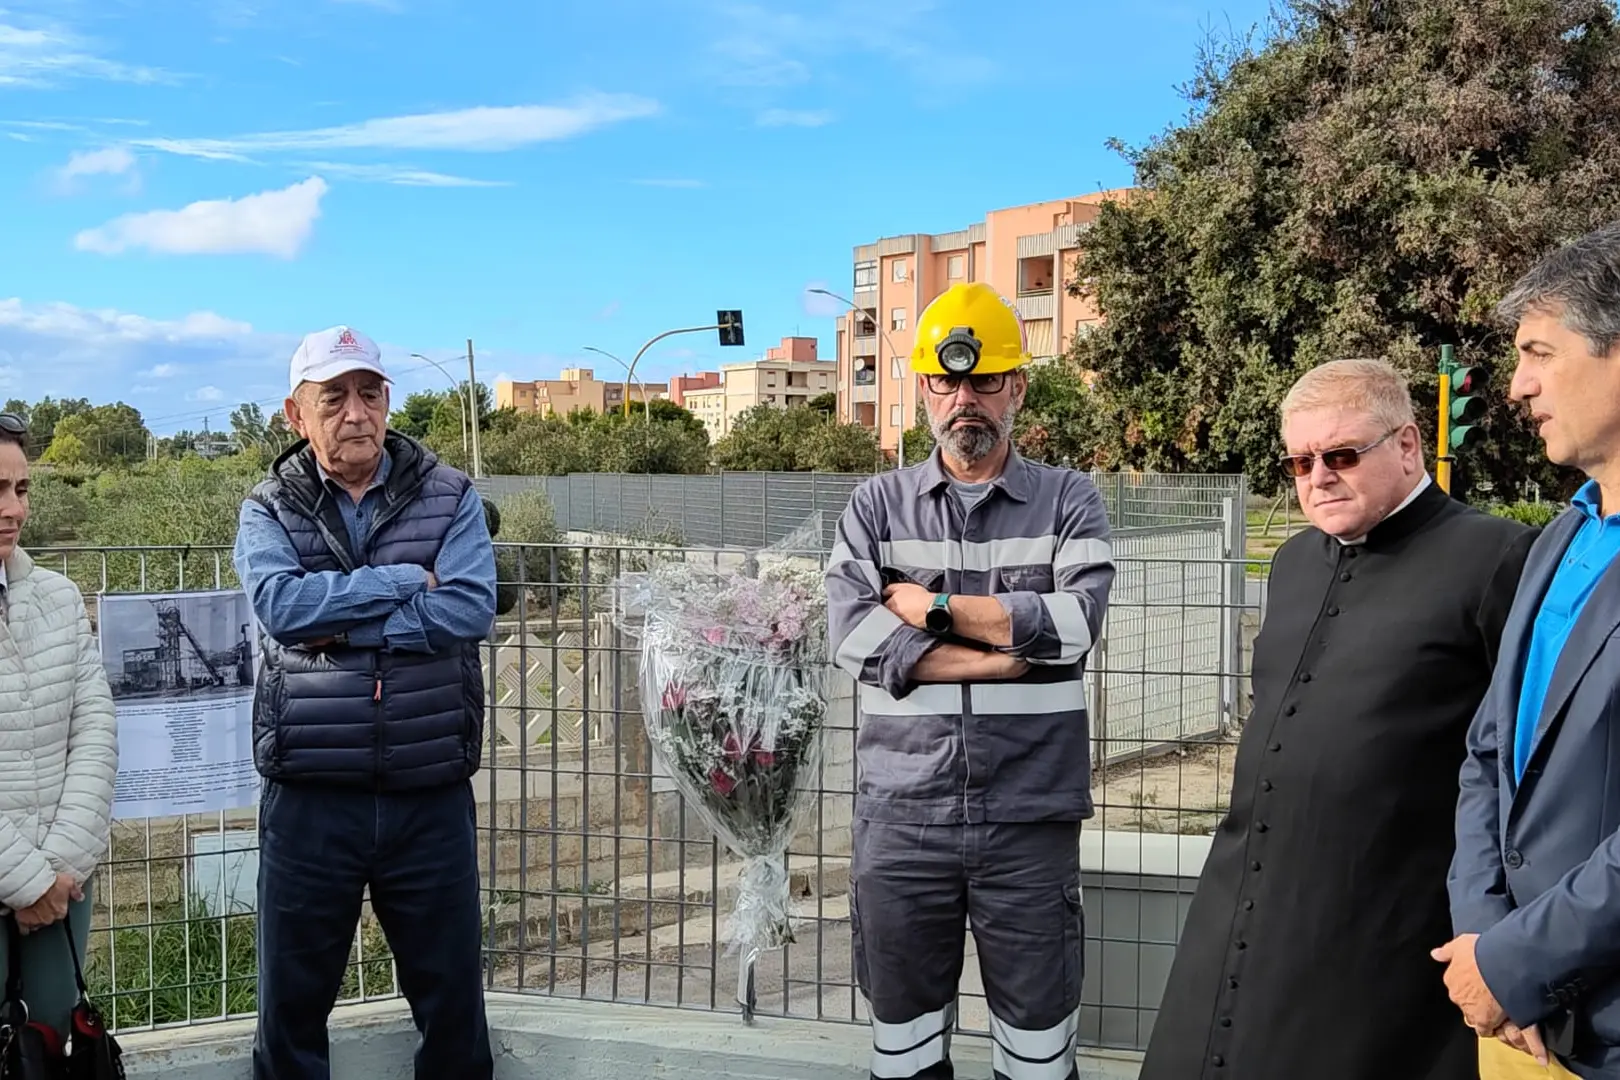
[0,413,118,1038]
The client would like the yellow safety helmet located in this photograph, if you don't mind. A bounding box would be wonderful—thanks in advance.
[909,282,1030,376]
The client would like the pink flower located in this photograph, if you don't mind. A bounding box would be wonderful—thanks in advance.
[722,732,746,761]
[704,627,726,644]
[752,748,777,766]
[661,684,688,711]
[710,768,737,796]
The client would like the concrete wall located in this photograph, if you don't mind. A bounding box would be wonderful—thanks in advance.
[119,995,1147,1080]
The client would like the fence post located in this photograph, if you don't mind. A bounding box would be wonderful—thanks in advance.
[719,471,727,547]
[1219,496,1239,731]
[761,473,770,547]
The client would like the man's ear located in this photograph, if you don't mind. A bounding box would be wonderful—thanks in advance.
[283,395,305,438]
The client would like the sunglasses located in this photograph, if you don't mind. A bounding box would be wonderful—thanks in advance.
[924,372,1008,396]
[1278,430,1395,479]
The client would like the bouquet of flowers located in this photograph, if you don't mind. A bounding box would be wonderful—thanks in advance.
[615,523,830,1013]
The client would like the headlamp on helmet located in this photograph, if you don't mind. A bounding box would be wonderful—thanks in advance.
[936,327,981,375]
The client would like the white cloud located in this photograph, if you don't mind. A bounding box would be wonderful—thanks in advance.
[706,1,994,96]
[631,177,706,189]
[0,17,176,88]
[74,177,329,258]
[756,108,832,127]
[0,297,615,432]
[58,146,135,178]
[134,95,661,160]
[52,145,139,193]
[0,299,255,342]
[0,298,293,426]
[302,161,509,187]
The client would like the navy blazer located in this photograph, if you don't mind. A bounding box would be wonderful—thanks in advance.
[1449,504,1620,1075]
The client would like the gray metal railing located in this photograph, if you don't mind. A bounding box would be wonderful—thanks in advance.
[35,538,1260,1052]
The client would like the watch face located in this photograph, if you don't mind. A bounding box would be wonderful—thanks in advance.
[926,605,951,632]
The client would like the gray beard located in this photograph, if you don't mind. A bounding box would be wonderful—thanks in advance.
[932,404,1017,463]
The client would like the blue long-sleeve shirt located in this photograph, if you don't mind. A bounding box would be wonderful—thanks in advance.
[232,451,496,654]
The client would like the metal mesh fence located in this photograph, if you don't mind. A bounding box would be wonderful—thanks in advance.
[475,470,1249,549]
[37,538,1261,1055]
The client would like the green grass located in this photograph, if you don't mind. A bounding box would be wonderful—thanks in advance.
[87,896,396,1029]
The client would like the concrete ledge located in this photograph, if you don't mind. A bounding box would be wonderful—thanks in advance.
[120,994,1144,1079]
[1083,828,1212,879]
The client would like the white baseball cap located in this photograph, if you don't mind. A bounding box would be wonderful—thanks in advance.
[288,325,391,393]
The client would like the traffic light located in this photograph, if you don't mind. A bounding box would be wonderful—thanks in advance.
[717,309,745,347]
[1448,363,1485,450]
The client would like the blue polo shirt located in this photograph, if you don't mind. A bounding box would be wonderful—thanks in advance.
[1514,480,1620,780]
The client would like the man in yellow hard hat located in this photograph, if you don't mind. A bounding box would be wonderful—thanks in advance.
[826,282,1116,1080]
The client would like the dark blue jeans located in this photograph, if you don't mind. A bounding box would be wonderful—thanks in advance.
[252,779,492,1080]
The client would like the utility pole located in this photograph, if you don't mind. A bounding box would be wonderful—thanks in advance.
[466,338,483,478]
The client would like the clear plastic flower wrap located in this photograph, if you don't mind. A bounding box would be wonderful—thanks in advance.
[613,521,830,1017]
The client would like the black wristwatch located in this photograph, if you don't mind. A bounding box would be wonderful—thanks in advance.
[925,593,953,634]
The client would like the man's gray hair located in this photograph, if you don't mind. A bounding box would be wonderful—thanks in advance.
[1280,358,1416,433]
[1497,222,1620,357]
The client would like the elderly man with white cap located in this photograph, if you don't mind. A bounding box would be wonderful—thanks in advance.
[231,326,497,1080]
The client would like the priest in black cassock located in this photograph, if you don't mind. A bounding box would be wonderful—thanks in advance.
[1138,358,1537,1080]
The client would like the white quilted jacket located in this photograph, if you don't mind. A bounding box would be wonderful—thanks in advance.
[0,547,119,912]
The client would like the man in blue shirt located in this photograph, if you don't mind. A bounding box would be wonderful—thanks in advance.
[1442,224,1620,1079]
[233,326,497,1080]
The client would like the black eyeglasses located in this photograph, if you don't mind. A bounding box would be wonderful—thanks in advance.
[0,413,26,436]
[924,372,1008,396]
[1278,430,1395,479]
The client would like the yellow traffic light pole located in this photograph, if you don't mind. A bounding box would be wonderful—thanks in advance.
[1436,343,1454,494]
[1437,370,1453,494]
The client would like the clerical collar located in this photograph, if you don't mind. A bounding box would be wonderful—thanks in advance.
[1336,473,1433,546]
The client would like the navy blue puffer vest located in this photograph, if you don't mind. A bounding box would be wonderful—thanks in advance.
[248,432,484,791]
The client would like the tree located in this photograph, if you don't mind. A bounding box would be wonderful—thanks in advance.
[230,403,267,450]
[390,391,442,439]
[38,403,149,466]
[1014,358,1102,469]
[1067,0,1620,498]
[713,405,881,472]
[808,391,837,416]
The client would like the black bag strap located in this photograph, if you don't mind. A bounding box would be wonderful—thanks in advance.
[2,912,25,1027]
[59,922,88,1003]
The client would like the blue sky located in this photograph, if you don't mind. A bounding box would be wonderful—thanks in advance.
[0,0,1272,436]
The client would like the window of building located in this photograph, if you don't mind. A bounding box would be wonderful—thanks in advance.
[892,259,908,283]
[890,404,902,429]
[854,261,877,289]
[890,307,907,331]
[1018,255,1055,295]
[890,357,903,381]
[947,254,965,280]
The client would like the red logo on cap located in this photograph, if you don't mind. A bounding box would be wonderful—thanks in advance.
[332,328,366,354]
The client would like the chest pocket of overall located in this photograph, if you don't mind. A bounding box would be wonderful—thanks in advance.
[999,564,1055,593]
[881,565,945,593]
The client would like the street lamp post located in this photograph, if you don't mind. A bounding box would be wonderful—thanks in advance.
[408,352,470,459]
[582,346,652,414]
[810,287,908,467]
[621,315,742,417]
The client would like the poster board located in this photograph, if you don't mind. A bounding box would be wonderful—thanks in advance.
[98,589,259,820]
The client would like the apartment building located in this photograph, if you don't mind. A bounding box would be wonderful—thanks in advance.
[667,372,720,408]
[833,189,1131,453]
[495,367,670,416]
[684,336,836,441]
